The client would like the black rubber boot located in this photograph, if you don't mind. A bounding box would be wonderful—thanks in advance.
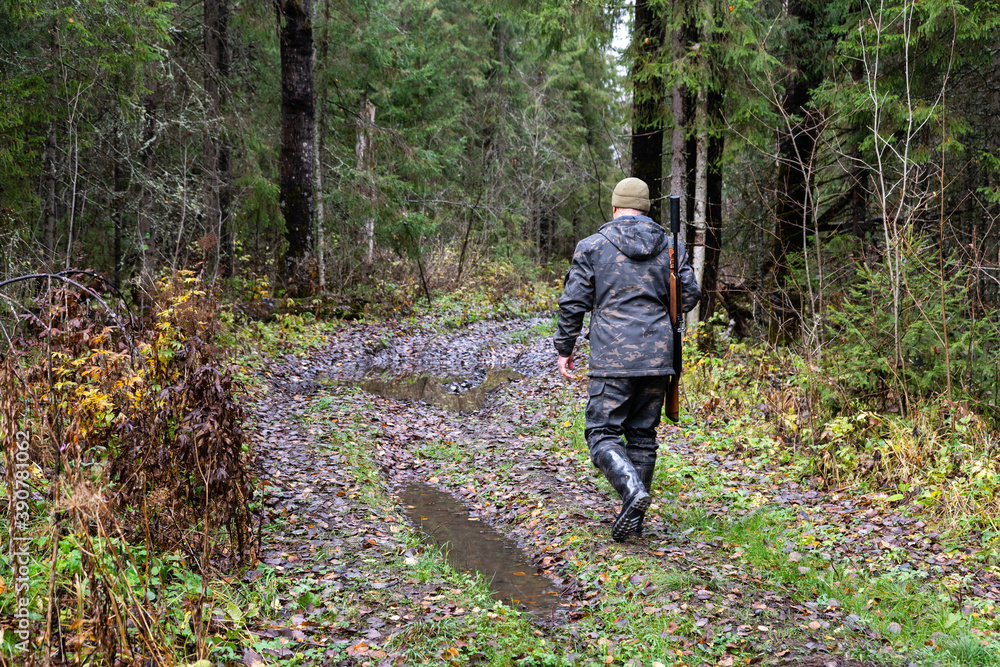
[631,462,655,536]
[594,447,652,542]
[626,444,657,536]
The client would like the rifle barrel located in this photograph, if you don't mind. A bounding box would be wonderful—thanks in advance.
[666,196,682,422]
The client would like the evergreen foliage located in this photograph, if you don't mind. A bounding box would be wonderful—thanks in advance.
[0,0,623,287]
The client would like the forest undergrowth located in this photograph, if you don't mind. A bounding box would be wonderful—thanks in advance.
[0,272,256,664]
[683,325,1000,535]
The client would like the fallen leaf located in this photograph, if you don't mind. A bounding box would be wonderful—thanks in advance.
[347,641,369,656]
[243,649,264,667]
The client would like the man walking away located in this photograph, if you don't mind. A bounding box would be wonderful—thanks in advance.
[555,177,701,541]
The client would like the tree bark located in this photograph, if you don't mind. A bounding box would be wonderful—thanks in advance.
[137,92,157,299]
[314,0,330,289]
[668,0,691,230]
[669,85,687,216]
[685,132,696,245]
[693,4,723,327]
[687,88,707,331]
[43,125,57,265]
[770,0,820,281]
[277,0,315,296]
[767,0,821,341]
[113,160,128,289]
[701,110,724,324]
[218,141,232,276]
[204,0,232,279]
[315,110,326,288]
[43,17,60,266]
[356,98,375,265]
[631,0,666,223]
[773,80,817,275]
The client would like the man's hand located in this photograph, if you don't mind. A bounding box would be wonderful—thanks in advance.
[558,354,575,380]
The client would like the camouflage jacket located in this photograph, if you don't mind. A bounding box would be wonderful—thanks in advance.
[554,214,701,377]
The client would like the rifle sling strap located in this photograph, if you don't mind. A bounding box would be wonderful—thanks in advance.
[668,248,678,320]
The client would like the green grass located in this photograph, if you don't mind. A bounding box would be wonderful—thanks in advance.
[505,316,558,345]
[415,438,466,462]
[223,311,339,389]
[664,456,1000,663]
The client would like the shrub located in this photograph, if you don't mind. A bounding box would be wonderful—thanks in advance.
[0,270,255,662]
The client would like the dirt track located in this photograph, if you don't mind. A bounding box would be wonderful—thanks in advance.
[237,314,992,665]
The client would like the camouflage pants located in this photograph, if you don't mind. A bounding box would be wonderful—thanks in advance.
[584,376,667,468]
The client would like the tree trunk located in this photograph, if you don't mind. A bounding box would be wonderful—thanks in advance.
[700,102,724,324]
[314,0,330,289]
[356,98,375,265]
[113,161,128,289]
[631,0,665,223]
[137,92,157,300]
[43,125,57,265]
[278,0,315,296]
[203,0,219,278]
[682,8,698,246]
[64,107,80,270]
[685,132,696,246]
[770,1,820,280]
[204,0,232,280]
[218,0,233,278]
[668,0,690,230]
[687,89,707,331]
[218,142,232,277]
[315,114,325,288]
[669,84,687,216]
[772,79,817,276]
[43,18,60,267]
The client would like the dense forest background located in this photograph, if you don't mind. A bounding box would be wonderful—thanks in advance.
[1,0,624,291]
[5,0,1000,412]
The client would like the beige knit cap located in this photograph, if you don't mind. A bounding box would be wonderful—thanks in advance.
[612,177,650,212]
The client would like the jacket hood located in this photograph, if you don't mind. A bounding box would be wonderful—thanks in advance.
[598,215,668,260]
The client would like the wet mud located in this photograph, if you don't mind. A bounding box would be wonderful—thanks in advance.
[401,483,564,621]
[357,370,524,413]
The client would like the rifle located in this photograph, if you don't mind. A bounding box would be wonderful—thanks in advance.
[665,195,682,423]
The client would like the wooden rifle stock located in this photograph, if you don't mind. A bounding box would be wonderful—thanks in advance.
[665,196,682,423]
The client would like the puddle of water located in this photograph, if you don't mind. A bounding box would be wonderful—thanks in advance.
[400,483,563,620]
[360,370,522,412]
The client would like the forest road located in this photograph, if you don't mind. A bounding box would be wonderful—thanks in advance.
[239,314,979,665]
